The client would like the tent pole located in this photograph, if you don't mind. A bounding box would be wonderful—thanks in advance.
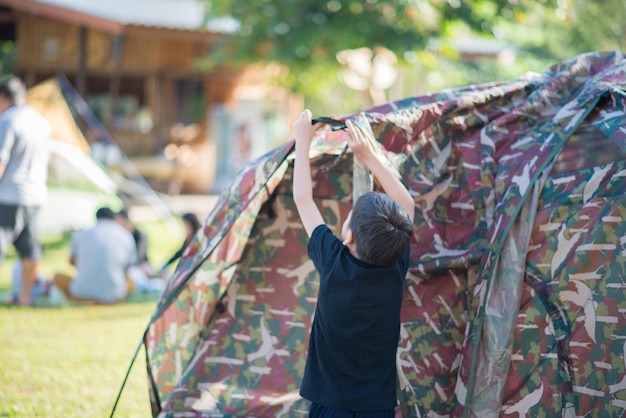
[76,26,87,97]
[105,35,124,127]
[109,335,145,418]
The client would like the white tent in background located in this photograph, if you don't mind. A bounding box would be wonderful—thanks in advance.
[40,139,122,234]
[47,139,118,193]
[26,78,122,234]
[26,78,89,152]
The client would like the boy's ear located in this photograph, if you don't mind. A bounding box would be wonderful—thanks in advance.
[342,229,354,246]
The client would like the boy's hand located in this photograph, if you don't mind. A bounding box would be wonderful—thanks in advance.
[346,119,415,223]
[346,119,376,162]
[293,109,320,149]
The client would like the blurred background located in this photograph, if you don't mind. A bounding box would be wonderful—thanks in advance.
[0,0,622,266]
[0,0,623,204]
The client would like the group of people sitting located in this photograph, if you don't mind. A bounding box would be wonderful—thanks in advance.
[10,207,201,305]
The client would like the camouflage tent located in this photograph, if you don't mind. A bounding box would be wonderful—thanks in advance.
[142,51,626,417]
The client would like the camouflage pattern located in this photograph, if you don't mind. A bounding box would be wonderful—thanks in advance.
[143,51,626,417]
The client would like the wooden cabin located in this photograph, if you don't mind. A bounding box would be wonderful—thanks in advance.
[0,0,301,193]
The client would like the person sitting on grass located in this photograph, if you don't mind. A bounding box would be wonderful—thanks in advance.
[292,109,415,417]
[53,207,137,304]
[160,212,201,274]
[115,207,160,278]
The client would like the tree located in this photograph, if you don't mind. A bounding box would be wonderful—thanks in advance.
[207,0,554,65]
[0,41,15,76]
[203,0,623,113]
[480,0,624,63]
[561,0,625,56]
[203,1,539,110]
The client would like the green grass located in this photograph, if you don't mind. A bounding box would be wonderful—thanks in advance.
[0,219,184,417]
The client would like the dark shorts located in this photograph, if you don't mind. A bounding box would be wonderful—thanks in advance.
[309,403,395,418]
[0,204,42,261]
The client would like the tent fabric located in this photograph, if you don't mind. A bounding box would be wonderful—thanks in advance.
[26,78,91,154]
[143,51,626,417]
[47,139,118,193]
[25,76,176,233]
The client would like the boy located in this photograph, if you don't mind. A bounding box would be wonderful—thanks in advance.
[292,109,415,417]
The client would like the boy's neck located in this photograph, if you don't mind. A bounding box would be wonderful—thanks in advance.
[344,242,360,260]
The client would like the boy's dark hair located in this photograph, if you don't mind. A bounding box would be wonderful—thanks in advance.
[350,191,414,266]
[0,76,26,105]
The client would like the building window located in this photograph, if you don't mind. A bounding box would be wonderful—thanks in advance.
[87,94,153,133]
[41,37,60,59]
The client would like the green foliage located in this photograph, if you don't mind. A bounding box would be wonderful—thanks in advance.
[564,0,625,56]
[203,0,624,112]
[0,41,15,75]
[206,0,533,69]
[484,0,624,61]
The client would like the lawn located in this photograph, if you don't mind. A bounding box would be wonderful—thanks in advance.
[0,219,185,418]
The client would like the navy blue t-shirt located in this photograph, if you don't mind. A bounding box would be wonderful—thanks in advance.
[300,224,410,411]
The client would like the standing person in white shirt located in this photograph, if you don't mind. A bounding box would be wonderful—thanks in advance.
[0,76,51,306]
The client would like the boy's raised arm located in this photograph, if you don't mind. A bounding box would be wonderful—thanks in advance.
[292,110,325,237]
[346,120,415,222]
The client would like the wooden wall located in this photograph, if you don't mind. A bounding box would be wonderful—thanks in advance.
[9,14,294,193]
[13,17,219,75]
[13,15,243,154]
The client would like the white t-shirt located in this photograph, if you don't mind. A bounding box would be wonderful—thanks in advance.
[0,104,51,206]
[69,219,137,303]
